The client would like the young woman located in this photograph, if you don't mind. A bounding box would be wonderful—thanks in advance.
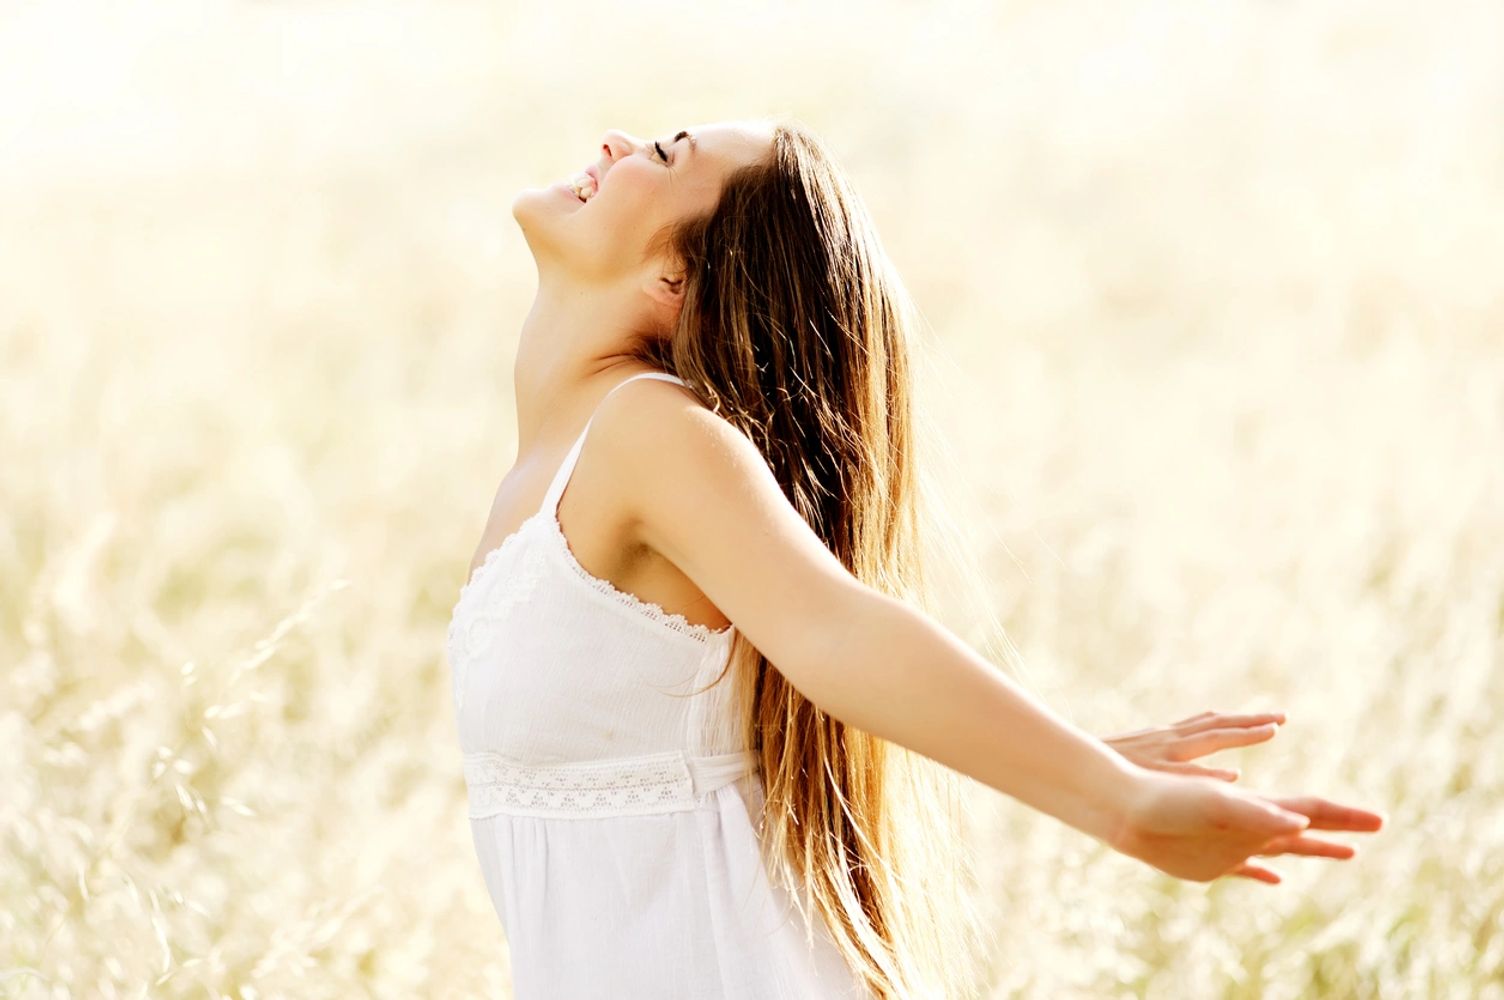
[445,118,1386,1000]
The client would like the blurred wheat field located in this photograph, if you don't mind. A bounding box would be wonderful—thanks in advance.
[3,1,1501,997]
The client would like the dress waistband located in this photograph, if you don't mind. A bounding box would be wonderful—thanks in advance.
[462,748,757,819]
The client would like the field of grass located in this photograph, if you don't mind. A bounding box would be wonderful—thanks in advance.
[3,1,1500,997]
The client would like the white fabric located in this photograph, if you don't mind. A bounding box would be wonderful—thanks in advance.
[446,371,875,999]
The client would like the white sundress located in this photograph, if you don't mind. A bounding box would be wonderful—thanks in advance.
[445,370,876,999]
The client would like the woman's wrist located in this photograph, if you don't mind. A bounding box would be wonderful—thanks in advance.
[1077,753,1153,851]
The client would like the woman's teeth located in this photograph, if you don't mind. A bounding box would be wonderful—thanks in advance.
[570,174,597,203]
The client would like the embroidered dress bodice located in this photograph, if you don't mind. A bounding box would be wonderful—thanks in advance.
[444,370,874,998]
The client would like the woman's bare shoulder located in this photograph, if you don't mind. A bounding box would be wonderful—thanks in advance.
[589,376,870,689]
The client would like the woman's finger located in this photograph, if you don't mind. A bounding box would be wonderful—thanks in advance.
[1228,862,1281,884]
[1262,796,1387,832]
[1171,710,1217,726]
[1177,712,1286,736]
[1224,795,1311,838]
[1256,835,1358,860]
[1172,724,1280,760]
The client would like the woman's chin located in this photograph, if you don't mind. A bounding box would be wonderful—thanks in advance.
[535,180,587,211]
[511,185,584,230]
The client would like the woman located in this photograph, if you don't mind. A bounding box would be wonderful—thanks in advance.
[445,117,1385,1000]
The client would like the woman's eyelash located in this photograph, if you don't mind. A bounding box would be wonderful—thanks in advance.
[653,141,668,163]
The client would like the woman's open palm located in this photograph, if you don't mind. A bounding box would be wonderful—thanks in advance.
[1111,771,1386,885]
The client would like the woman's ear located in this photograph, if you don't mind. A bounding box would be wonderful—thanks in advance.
[644,267,686,311]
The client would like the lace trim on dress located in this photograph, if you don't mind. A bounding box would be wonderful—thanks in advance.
[445,512,550,715]
[539,511,733,645]
[462,748,755,819]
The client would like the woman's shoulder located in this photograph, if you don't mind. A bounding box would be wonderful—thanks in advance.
[588,370,863,685]
[591,370,714,434]
[591,372,763,459]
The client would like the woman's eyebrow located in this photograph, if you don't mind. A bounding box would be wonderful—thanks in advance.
[674,130,696,157]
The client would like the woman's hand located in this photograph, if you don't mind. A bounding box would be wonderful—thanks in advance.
[1108,769,1386,884]
[1103,710,1287,782]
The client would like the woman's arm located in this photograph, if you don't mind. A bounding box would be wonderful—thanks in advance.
[781,588,1388,879]
[799,584,1143,843]
[595,381,1383,876]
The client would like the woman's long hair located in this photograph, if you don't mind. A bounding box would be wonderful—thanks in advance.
[628,118,1001,999]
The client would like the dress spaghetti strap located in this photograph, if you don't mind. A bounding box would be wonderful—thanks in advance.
[536,371,688,519]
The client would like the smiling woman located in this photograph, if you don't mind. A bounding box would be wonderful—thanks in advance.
[447,116,1386,1000]
[562,129,698,204]
[510,123,759,299]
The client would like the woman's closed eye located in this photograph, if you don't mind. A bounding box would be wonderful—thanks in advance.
[653,141,669,163]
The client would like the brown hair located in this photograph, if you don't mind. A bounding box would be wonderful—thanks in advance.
[629,117,995,999]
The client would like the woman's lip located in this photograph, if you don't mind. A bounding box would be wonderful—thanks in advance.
[554,180,586,203]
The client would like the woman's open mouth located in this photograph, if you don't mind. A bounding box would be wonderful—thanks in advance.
[568,173,598,204]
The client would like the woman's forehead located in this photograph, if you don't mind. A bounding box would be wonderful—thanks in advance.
[674,122,774,168]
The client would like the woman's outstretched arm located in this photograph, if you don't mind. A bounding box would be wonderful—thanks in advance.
[596,380,1384,881]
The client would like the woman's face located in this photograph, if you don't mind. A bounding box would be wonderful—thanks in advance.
[513,121,773,283]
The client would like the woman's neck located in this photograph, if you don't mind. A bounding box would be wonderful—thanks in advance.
[511,280,657,454]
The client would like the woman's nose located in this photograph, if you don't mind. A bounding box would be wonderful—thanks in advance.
[599,130,637,163]
[595,131,625,163]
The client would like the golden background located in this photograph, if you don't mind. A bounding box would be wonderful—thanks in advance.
[3,1,1500,996]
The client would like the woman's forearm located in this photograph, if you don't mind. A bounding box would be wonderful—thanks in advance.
[795,587,1146,845]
